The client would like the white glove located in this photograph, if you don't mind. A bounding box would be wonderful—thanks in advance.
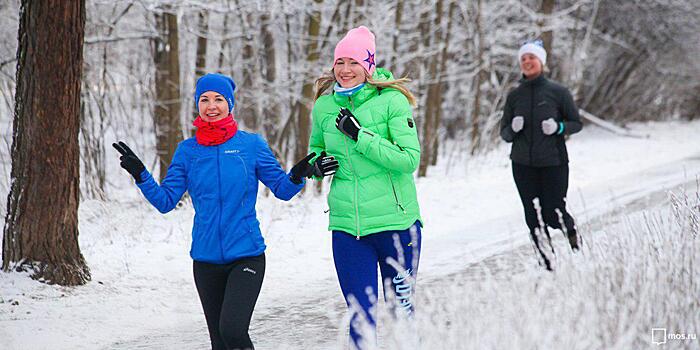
[511,116,524,133]
[541,118,558,135]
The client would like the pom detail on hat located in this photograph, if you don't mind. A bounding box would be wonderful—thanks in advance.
[518,41,547,66]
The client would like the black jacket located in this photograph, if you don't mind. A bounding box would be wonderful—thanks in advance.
[500,74,583,167]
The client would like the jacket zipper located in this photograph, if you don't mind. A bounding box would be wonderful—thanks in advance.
[388,173,406,213]
[216,145,225,262]
[236,155,251,233]
[345,96,361,239]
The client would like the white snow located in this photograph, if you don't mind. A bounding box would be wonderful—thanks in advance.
[2,120,700,349]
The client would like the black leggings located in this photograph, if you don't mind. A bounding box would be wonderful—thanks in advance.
[513,163,577,265]
[193,254,265,350]
[512,162,576,233]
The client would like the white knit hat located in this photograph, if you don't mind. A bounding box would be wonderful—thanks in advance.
[518,40,547,66]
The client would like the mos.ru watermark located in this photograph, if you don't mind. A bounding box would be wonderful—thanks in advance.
[651,328,697,345]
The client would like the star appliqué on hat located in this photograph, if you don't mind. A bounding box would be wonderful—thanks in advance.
[364,50,375,70]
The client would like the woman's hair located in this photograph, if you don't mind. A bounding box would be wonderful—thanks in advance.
[314,69,417,107]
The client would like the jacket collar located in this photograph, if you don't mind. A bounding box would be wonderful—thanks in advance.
[331,67,395,109]
[519,73,547,87]
[332,82,378,108]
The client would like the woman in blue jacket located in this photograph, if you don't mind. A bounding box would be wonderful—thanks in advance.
[114,73,338,350]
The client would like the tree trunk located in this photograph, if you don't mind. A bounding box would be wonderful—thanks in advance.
[573,0,600,101]
[217,12,230,71]
[192,9,208,130]
[418,0,444,177]
[153,8,181,181]
[352,0,366,26]
[273,7,297,167]
[538,0,555,57]
[295,0,323,167]
[79,89,106,201]
[470,0,486,154]
[234,2,259,131]
[194,11,208,80]
[561,4,580,86]
[260,13,281,147]
[2,0,90,286]
[390,0,404,73]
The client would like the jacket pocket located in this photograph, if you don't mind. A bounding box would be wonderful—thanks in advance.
[219,153,249,200]
[387,173,406,214]
[188,156,217,198]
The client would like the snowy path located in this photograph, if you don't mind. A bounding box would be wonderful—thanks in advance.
[105,158,700,350]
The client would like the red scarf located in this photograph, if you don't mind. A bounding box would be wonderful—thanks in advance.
[193,114,238,146]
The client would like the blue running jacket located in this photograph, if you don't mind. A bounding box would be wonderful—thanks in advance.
[136,131,305,264]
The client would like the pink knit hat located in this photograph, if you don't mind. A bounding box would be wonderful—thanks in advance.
[334,26,376,75]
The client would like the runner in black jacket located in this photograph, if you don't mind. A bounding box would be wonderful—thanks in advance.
[499,39,583,270]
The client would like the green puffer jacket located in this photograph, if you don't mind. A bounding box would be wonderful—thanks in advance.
[309,68,422,237]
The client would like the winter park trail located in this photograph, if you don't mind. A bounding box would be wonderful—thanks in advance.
[105,155,700,350]
[4,123,699,350]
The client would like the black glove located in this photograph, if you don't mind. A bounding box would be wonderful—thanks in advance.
[311,151,339,178]
[289,152,316,184]
[113,141,146,183]
[335,108,361,141]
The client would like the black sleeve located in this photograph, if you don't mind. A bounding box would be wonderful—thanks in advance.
[500,93,516,142]
[558,88,582,135]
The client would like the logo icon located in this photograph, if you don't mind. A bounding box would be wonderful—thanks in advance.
[652,328,667,345]
[364,50,375,71]
[242,267,256,275]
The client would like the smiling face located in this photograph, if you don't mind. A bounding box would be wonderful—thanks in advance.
[198,91,229,122]
[333,57,368,88]
[520,53,543,79]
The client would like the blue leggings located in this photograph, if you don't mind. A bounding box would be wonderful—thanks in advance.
[332,222,422,349]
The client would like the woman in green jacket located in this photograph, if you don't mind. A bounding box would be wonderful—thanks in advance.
[309,26,422,349]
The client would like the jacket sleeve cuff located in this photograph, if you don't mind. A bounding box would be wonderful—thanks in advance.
[286,171,306,187]
[135,169,154,188]
[557,122,565,135]
[501,127,516,142]
[354,127,376,154]
[288,173,306,185]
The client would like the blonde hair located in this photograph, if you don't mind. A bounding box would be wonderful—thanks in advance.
[314,69,417,107]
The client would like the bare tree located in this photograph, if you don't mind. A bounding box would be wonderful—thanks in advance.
[234,1,260,131]
[189,9,209,136]
[217,11,230,72]
[418,0,452,176]
[578,1,700,122]
[2,0,698,192]
[538,0,555,52]
[295,0,323,168]
[194,10,208,81]
[80,3,134,201]
[470,0,486,154]
[3,0,90,286]
[260,12,281,146]
[389,1,404,73]
[153,7,181,181]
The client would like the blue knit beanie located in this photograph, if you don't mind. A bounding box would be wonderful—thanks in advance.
[195,73,236,112]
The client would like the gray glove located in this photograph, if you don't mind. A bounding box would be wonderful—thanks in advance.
[511,116,524,133]
[541,118,558,135]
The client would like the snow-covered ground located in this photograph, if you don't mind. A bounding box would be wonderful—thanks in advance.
[1,120,700,349]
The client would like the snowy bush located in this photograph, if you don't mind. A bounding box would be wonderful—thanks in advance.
[364,187,700,349]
